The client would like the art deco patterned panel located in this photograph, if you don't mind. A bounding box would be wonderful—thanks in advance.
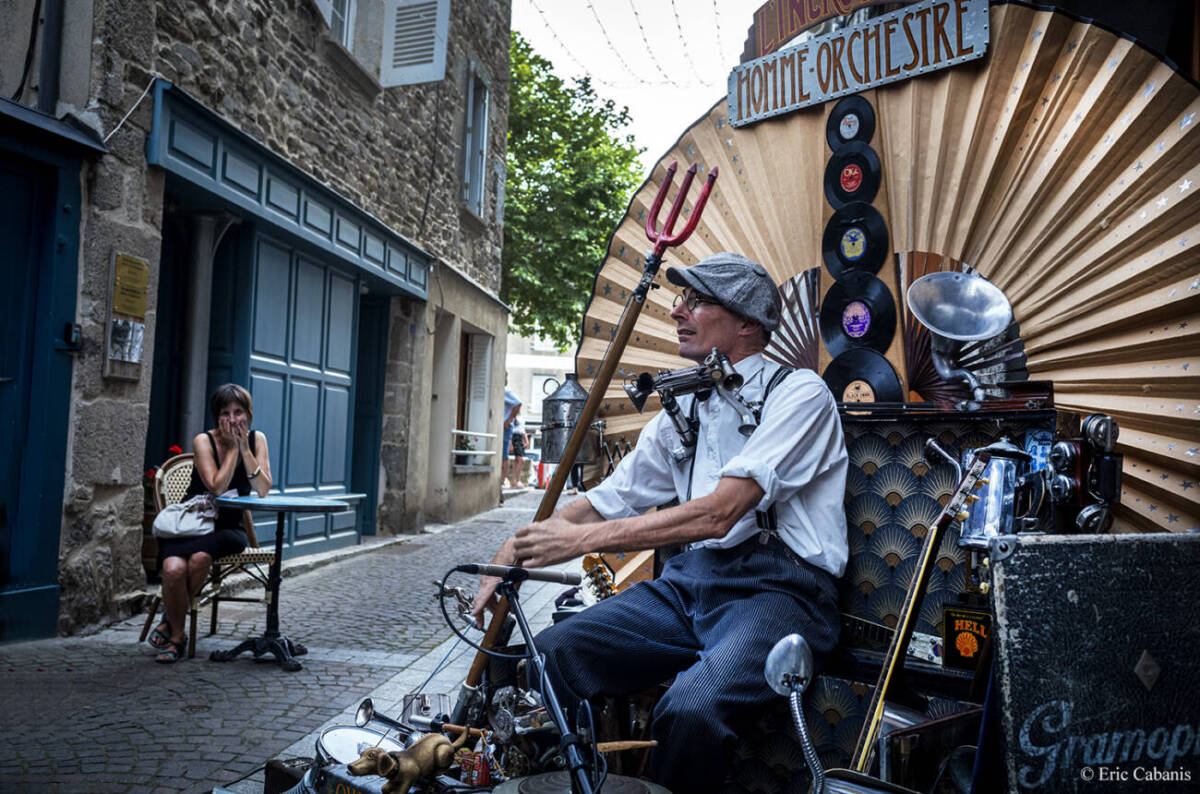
[576,2,1199,534]
[839,414,1056,639]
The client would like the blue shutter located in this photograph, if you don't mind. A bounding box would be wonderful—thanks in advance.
[380,0,449,86]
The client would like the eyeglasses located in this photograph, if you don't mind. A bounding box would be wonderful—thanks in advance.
[672,290,722,313]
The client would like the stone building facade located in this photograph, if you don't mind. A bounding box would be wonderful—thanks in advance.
[0,0,513,639]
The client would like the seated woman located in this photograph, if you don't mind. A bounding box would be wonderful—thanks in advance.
[148,383,271,663]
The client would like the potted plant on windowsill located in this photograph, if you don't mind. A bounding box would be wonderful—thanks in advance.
[454,435,475,466]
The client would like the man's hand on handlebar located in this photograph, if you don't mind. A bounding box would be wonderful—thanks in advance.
[471,574,503,629]
[471,536,517,628]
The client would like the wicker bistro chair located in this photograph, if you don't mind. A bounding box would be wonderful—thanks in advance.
[139,453,275,658]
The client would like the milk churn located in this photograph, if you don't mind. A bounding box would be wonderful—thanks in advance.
[540,374,589,464]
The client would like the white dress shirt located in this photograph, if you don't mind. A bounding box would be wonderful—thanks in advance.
[585,353,849,576]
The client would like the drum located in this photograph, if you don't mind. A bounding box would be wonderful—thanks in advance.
[314,726,405,767]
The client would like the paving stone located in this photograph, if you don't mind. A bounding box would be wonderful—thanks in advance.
[0,490,575,792]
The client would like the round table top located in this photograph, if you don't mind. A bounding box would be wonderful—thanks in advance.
[214,493,348,513]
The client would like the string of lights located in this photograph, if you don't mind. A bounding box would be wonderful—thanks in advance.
[625,0,687,89]
[522,0,732,93]
[711,0,727,66]
[527,0,643,89]
[667,0,709,83]
[584,0,655,86]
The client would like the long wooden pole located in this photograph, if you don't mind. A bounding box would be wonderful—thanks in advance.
[465,259,659,687]
[464,163,718,689]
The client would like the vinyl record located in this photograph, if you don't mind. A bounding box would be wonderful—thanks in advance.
[820,271,896,356]
[822,201,889,279]
[824,348,903,403]
[824,141,881,208]
[826,94,876,150]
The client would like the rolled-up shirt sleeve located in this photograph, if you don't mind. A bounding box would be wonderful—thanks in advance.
[719,374,845,511]
[585,409,679,519]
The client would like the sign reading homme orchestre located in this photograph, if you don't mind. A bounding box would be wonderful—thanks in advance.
[728,0,989,127]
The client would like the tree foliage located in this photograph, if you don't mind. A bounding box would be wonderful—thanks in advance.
[502,32,644,350]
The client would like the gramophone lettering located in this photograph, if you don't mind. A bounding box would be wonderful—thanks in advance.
[729,0,988,126]
[1017,699,1200,788]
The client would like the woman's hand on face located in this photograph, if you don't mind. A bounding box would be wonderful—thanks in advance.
[216,416,233,445]
[233,419,251,452]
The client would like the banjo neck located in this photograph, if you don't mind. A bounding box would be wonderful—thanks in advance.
[850,449,993,773]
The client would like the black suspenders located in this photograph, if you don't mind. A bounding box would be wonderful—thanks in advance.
[753,366,792,533]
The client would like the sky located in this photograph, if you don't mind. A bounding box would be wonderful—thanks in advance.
[511,0,767,172]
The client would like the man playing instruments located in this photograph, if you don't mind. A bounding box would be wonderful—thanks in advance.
[473,252,848,792]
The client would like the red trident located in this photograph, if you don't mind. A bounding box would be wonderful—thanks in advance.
[645,161,719,262]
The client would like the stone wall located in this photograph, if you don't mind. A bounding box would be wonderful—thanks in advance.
[55,0,169,630]
[146,0,511,288]
[377,295,427,533]
[51,0,511,632]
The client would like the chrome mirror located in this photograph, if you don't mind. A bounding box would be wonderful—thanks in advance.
[354,697,374,728]
[765,633,814,696]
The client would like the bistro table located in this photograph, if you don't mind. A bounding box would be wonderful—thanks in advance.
[209,493,346,671]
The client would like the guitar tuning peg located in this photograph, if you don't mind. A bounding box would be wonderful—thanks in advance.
[956,510,970,522]
[974,478,989,489]
[966,494,980,504]
[979,581,991,595]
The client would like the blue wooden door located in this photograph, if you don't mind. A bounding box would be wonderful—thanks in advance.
[0,146,79,640]
[239,232,360,553]
[0,159,45,630]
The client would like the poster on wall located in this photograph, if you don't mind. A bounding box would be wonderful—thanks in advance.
[104,252,150,379]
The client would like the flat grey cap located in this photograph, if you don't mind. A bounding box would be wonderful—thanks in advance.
[666,252,782,333]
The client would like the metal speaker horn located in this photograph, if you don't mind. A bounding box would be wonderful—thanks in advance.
[906,271,1013,406]
[623,372,656,413]
[354,697,410,735]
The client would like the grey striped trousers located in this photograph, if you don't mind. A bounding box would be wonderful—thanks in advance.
[535,534,840,792]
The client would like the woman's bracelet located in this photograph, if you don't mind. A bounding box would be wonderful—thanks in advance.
[249,465,262,479]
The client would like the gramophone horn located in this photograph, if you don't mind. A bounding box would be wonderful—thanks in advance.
[906,271,1012,342]
[906,272,1013,404]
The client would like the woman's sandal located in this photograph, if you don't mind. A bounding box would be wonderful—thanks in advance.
[154,639,185,664]
[147,623,171,651]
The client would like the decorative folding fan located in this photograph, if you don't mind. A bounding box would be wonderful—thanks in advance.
[576,2,1200,534]
[765,268,822,371]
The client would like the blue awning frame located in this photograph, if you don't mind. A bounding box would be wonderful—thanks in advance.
[146,79,429,299]
[0,95,108,155]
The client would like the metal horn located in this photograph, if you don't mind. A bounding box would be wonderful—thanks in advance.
[623,372,656,413]
[354,697,410,735]
[906,271,1013,407]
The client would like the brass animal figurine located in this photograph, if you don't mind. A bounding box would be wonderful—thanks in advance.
[347,728,469,794]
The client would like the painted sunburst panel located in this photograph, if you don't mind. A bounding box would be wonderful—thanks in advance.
[576,2,1199,533]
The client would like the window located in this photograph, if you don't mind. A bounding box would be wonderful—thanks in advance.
[313,0,355,49]
[329,0,355,49]
[455,331,494,466]
[462,66,489,217]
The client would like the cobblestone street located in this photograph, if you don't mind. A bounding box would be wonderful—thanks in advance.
[0,490,570,793]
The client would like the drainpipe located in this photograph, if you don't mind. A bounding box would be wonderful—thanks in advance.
[37,0,63,115]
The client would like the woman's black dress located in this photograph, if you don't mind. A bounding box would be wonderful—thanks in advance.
[156,430,253,568]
